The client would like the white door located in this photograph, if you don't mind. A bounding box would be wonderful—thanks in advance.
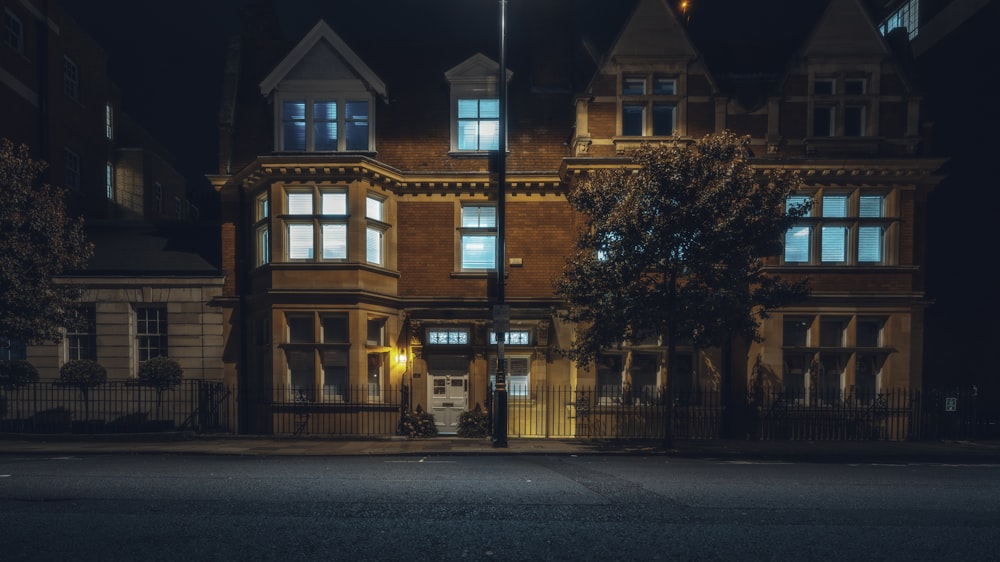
[428,374,468,434]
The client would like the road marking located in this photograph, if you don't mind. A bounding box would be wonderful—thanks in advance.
[386,456,456,464]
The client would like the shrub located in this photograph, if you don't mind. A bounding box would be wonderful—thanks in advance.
[400,405,437,438]
[0,360,39,390]
[457,403,489,438]
[58,359,107,389]
[138,356,183,390]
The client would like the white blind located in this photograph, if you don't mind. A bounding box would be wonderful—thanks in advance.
[322,224,347,259]
[321,192,347,215]
[288,224,314,259]
[287,192,313,215]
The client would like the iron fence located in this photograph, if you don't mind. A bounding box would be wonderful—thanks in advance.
[0,380,233,434]
[499,386,925,441]
[269,384,405,437]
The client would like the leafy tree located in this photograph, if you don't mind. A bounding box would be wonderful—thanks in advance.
[138,356,183,419]
[58,359,107,421]
[0,139,93,345]
[555,132,810,439]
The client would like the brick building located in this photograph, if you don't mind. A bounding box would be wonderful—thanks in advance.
[212,0,944,434]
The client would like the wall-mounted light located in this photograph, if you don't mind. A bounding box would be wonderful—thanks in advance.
[398,352,407,366]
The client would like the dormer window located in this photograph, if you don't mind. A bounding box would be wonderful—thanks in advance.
[446,53,511,155]
[810,75,871,138]
[259,21,386,155]
[278,96,371,152]
[620,73,678,137]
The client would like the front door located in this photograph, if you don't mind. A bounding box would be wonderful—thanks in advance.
[428,374,468,434]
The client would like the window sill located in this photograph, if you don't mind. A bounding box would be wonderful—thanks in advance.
[448,150,508,158]
[451,270,497,279]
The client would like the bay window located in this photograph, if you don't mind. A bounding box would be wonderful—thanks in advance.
[784,191,889,265]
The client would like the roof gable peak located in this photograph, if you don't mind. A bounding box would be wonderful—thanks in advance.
[259,20,386,97]
[800,0,889,60]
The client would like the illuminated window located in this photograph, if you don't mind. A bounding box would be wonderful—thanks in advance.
[489,356,530,397]
[278,97,371,152]
[446,53,507,153]
[427,329,469,345]
[457,99,499,151]
[490,331,530,345]
[460,205,496,270]
[785,192,887,265]
[366,195,385,266]
[879,0,919,39]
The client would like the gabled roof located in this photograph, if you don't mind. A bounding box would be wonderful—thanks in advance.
[444,53,513,83]
[799,0,890,60]
[606,0,698,62]
[258,19,386,97]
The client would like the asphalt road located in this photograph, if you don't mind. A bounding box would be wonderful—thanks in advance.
[2,454,998,561]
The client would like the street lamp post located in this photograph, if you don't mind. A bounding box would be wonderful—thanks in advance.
[492,0,509,448]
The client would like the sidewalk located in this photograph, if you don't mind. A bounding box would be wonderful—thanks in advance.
[2,433,999,463]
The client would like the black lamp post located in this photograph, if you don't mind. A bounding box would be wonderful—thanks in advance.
[492,0,509,448]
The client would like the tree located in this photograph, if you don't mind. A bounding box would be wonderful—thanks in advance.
[58,359,107,421]
[138,356,183,419]
[555,132,810,441]
[0,139,93,345]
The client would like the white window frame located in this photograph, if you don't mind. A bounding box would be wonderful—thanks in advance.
[459,204,496,271]
[879,0,919,40]
[282,188,354,262]
[274,88,374,153]
[4,9,23,54]
[447,63,506,153]
[135,306,168,364]
[427,329,469,345]
[65,305,97,361]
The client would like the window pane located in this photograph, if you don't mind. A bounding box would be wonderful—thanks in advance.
[652,104,675,136]
[478,119,499,150]
[458,99,480,119]
[857,319,883,347]
[366,226,382,265]
[786,195,812,216]
[653,77,675,95]
[314,101,337,151]
[820,319,846,347]
[287,315,314,343]
[622,76,646,95]
[462,206,496,228]
[322,223,347,259]
[462,235,496,269]
[813,107,833,136]
[322,315,349,343]
[821,226,848,262]
[844,105,864,137]
[784,226,811,262]
[288,224,314,259]
[282,101,306,151]
[345,101,369,150]
[257,226,269,266]
[314,122,338,151]
[622,104,644,136]
[783,318,810,347]
[366,196,383,220]
[458,121,479,150]
[858,226,883,262]
[859,195,883,217]
[287,192,312,215]
[822,195,848,218]
[321,192,347,215]
[479,99,499,119]
[813,79,835,95]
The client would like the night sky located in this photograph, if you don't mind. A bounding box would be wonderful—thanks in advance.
[57,1,997,389]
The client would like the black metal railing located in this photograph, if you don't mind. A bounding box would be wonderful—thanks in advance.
[269,384,405,437]
[0,380,234,434]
